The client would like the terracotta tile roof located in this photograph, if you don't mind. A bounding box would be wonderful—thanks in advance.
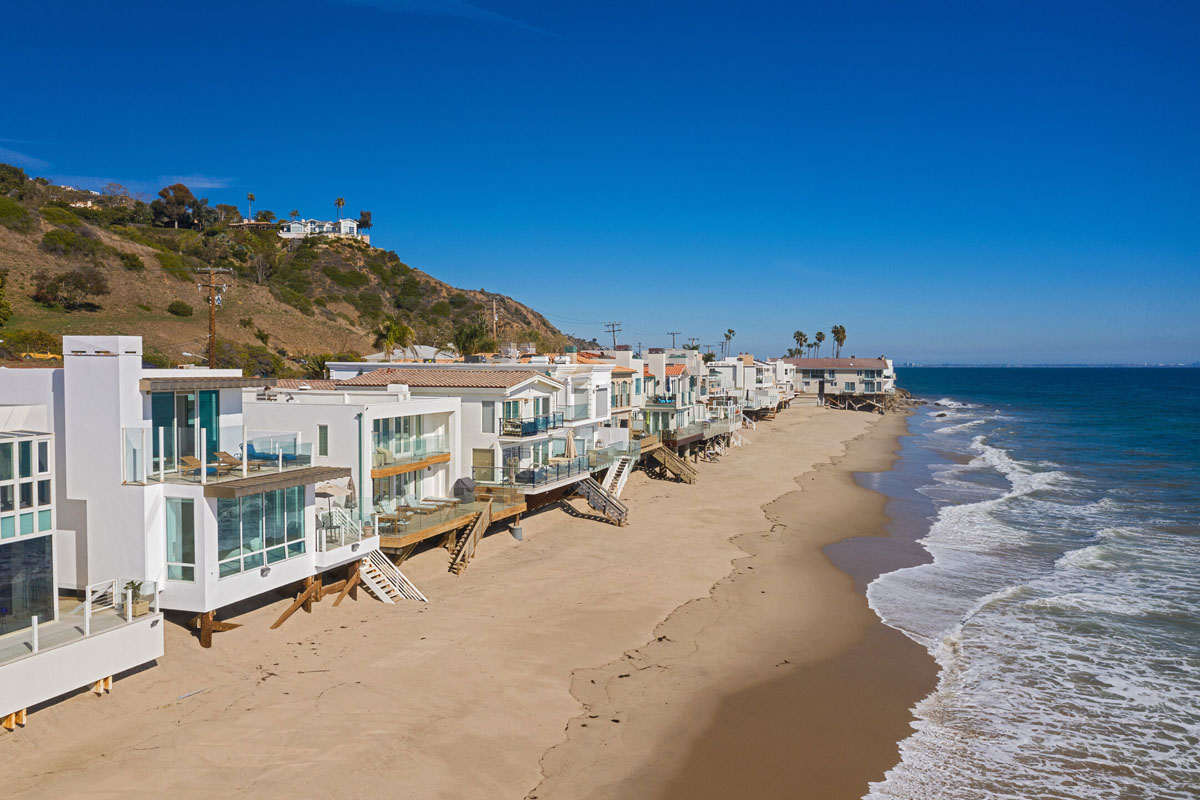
[783,358,889,370]
[275,379,339,390]
[336,368,556,389]
[611,366,636,376]
[643,366,653,378]
[665,364,688,377]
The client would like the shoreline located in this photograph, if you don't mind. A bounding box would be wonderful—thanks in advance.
[4,406,921,800]
[532,410,936,799]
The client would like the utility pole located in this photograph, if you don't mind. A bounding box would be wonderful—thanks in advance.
[492,298,498,339]
[667,331,681,348]
[195,266,233,367]
[687,336,699,349]
[604,321,622,349]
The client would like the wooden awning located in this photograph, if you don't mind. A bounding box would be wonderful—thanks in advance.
[139,376,276,392]
[203,466,352,499]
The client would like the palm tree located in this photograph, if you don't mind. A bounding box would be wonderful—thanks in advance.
[300,354,329,379]
[289,209,300,220]
[793,330,807,358]
[373,318,415,360]
[452,321,491,356]
[246,192,255,221]
[831,324,847,358]
[724,328,736,358]
[814,331,825,358]
[335,197,345,220]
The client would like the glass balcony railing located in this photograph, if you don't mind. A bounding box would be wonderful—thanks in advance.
[563,402,591,421]
[663,422,704,443]
[122,425,311,485]
[370,432,451,468]
[499,412,564,437]
[471,442,639,489]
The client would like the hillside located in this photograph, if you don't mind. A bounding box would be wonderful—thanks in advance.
[0,164,592,374]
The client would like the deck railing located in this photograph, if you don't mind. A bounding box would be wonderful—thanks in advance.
[122,425,310,485]
[370,432,450,467]
[500,412,564,437]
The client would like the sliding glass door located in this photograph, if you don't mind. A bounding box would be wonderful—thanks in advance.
[152,390,219,472]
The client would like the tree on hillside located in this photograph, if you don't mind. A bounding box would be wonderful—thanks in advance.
[814,330,825,357]
[334,197,345,220]
[193,196,219,230]
[374,317,415,359]
[831,324,846,357]
[150,183,198,228]
[451,321,496,356]
[100,182,133,207]
[357,210,372,234]
[254,209,277,223]
[246,192,255,221]
[289,209,300,220]
[31,266,111,310]
[0,164,27,198]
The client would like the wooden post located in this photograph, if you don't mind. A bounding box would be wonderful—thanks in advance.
[270,580,322,629]
[348,560,359,601]
[199,610,214,649]
[301,576,316,613]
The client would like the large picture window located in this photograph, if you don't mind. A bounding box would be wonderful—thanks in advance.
[217,486,306,578]
[0,534,54,637]
[166,497,195,582]
[0,434,53,541]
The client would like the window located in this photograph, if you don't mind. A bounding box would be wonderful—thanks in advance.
[217,487,306,578]
[635,378,642,395]
[18,441,31,479]
[0,534,54,636]
[481,401,495,433]
[317,425,329,457]
[503,400,520,420]
[844,382,856,392]
[0,443,11,481]
[37,442,49,473]
[166,498,196,582]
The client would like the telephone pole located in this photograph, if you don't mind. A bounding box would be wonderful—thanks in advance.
[687,336,699,349]
[492,298,498,339]
[667,331,681,348]
[195,266,232,367]
[604,321,622,349]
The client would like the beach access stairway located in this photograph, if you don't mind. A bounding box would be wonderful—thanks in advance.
[359,550,427,603]
[646,447,697,484]
[573,476,629,526]
[602,454,636,499]
[449,498,493,575]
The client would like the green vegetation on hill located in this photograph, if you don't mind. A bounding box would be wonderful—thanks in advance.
[0,163,591,375]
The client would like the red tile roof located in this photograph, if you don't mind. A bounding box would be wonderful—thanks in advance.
[337,368,556,389]
[611,366,636,376]
[665,364,688,377]
[275,379,339,390]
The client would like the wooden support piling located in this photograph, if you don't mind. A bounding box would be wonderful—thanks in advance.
[270,579,322,630]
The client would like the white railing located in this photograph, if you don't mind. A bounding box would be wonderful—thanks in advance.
[71,578,160,636]
[318,506,365,551]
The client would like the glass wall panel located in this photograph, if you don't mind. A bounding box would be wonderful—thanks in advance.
[264,489,286,548]
[18,441,31,478]
[166,497,195,582]
[217,489,307,579]
[1,485,12,513]
[241,494,263,554]
[0,535,55,636]
[0,443,11,481]
[151,392,176,470]
[285,486,303,541]
[198,390,219,460]
[217,498,240,561]
[37,479,50,506]
[37,441,49,473]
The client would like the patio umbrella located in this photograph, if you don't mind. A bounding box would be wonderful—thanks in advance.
[345,477,357,510]
[563,434,577,459]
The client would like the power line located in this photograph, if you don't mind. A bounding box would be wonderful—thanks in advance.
[667,331,681,348]
[603,321,622,349]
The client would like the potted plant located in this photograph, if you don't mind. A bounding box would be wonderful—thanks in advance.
[124,580,151,617]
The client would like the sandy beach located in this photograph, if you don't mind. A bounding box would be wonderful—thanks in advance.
[3,405,931,799]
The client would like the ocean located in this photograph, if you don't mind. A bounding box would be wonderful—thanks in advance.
[862,368,1200,799]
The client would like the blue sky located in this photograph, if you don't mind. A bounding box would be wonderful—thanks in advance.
[2,1,1197,363]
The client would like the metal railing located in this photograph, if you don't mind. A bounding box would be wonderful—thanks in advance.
[472,442,640,489]
[317,506,368,551]
[370,432,450,467]
[122,425,310,485]
[664,421,704,443]
[500,412,564,437]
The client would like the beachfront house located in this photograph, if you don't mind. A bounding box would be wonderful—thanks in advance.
[784,357,896,409]
[0,402,164,729]
[0,336,385,650]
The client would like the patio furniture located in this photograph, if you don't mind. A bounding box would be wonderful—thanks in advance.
[216,450,262,472]
[246,442,302,463]
[180,455,232,477]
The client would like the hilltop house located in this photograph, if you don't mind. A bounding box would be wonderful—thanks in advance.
[278,217,369,243]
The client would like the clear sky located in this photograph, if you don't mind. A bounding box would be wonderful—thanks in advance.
[2,1,1197,363]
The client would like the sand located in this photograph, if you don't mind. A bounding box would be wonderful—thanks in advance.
[2,405,931,800]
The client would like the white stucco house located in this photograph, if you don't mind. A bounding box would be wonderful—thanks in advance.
[278,217,368,243]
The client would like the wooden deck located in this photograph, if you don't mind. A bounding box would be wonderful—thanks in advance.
[370,452,451,480]
[378,500,526,550]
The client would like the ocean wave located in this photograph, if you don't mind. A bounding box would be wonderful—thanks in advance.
[1023,591,1183,618]
[1053,544,1119,571]
[934,418,987,434]
[933,398,974,408]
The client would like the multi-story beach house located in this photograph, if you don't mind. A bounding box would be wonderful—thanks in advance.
[0,336,388,651]
[0,400,164,729]
[785,357,896,408]
[277,217,369,243]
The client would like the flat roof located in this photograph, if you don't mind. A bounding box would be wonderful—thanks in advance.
[139,376,276,392]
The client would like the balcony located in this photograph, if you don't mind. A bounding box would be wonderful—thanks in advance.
[1,579,164,719]
[703,418,737,438]
[472,442,640,491]
[370,432,451,475]
[122,425,312,486]
[562,403,591,422]
[662,421,704,447]
[500,412,564,438]
[370,487,525,548]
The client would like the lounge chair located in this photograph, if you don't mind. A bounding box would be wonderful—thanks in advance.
[180,455,231,477]
[216,450,262,472]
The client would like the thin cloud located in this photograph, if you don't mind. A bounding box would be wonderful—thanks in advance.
[328,0,555,36]
[0,146,49,170]
[160,174,234,190]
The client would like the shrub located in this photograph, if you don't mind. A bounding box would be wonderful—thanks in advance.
[254,327,270,345]
[429,300,452,317]
[167,300,194,317]
[154,251,192,281]
[136,303,152,312]
[0,328,59,354]
[0,270,11,327]
[31,266,111,310]
[0,196,33,233]
[274,286,314,316]
[142,349,175,368]
[449,293,469,309]
[119,251,145,271]
[321,265,370,289]
[238,317,254,328]
[0,164,28,199]
[40,228,108,259]
[39,205,82,228]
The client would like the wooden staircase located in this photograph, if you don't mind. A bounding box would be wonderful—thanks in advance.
[648,447,697,484]
[573,476,629,526]
[602,455,636,498]
[449,499,493,575]
[359,550,427,603]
